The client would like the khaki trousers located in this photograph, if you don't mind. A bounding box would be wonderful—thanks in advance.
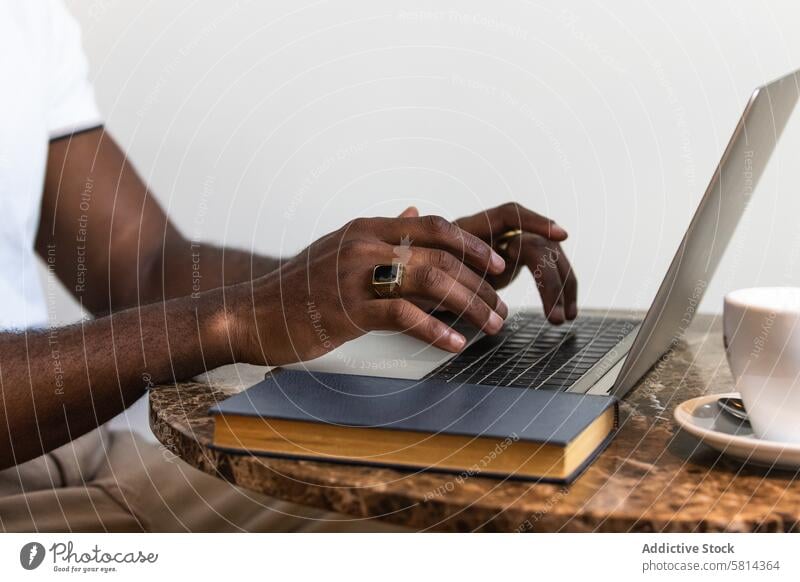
[0,431,405,532]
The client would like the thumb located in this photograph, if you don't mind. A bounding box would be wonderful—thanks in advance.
[398,206,419,218]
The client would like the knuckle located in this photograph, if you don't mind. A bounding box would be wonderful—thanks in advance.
[544,246,561,266]
[464,234,489,259]
[479,282,499,303]
[347,217,370,232]
[340,239,373,257]
[416,265,442,289]
[466,293,488,316]
[425,215,452,236]
[386,300,411,324]
[432,250,456,271]
[530,262,547,285]
[529,235,548,248]
[424,318,444,341]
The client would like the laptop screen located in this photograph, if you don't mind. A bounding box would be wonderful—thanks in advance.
[613,70,800,397]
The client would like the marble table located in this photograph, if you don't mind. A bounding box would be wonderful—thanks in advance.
[149,313,800,532]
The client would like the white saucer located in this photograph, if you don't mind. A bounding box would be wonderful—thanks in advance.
[674,392,800,470]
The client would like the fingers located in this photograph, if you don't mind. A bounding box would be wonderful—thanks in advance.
[363,300,467,352]
[507,235,569,324]
[335,239,508,338]
[407,247,508,319]
[401,264,505,334]
[350,216,506,277]
[455,202,568,243]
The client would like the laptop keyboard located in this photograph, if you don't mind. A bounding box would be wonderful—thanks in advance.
[427,312,639,391]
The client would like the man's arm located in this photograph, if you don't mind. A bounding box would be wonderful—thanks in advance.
[36,127,279,315]
[0,287,233,470]
[9,126,574,474]
[6,209,511,469]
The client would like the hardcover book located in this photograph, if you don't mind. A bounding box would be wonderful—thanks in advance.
[209,370,618,483]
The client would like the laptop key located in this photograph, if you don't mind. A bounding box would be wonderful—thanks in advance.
[428,313,635,391]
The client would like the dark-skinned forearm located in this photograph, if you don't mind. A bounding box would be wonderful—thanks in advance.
[148,235,281,304]
[0,287,235,470]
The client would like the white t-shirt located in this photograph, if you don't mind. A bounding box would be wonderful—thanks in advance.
[0,0,106,493]
[0,0,102,330]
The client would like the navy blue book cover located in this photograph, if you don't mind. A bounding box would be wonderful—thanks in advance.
[210,370,617,447]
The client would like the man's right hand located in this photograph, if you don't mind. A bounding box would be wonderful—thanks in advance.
[225,214,511,366]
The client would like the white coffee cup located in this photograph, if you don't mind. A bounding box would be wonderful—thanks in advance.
[723,287,800,442]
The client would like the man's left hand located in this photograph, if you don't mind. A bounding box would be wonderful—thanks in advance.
[455,202,577,325]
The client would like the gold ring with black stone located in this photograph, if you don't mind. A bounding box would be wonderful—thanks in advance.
[494,229,523,253]
[372,262,405,298]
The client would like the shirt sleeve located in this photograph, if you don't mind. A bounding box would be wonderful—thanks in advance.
[45,0,103,139]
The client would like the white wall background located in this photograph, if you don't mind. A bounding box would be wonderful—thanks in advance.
[57,0,800,322]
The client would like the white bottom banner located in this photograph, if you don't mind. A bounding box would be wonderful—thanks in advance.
[0,533,797,581]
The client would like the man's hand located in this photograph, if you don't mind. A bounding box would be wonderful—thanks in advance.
[455,202,578,325]
[225,215,510,366]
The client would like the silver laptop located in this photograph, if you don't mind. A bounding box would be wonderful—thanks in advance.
[287,70,800,399]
